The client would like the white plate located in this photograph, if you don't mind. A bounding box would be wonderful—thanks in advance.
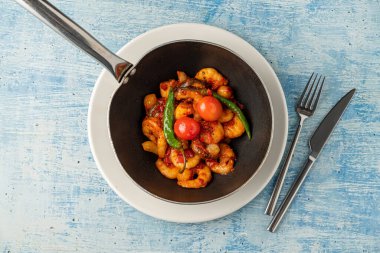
[88,23,288,223]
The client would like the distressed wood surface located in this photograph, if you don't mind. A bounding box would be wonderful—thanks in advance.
[1,0,379,252]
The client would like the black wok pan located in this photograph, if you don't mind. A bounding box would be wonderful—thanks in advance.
[16,0,272,203]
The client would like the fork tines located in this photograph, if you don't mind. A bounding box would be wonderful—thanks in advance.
[298,73,326,111]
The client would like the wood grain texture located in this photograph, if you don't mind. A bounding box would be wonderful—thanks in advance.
[1,0,379,252]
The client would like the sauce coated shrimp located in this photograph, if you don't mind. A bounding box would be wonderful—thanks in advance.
[195,67,228,90]
[206,143,235,175]
[223,114,245,139]
[155,159,180,179]
[177,164,212,188]
[160,79,177,98]
[218,109,234,123]
[142,117,167,158]
[174,101,194,120]
[175,87,203,105]
[191,139,220,159]
[169,148,201,169]
[199,121,225,144]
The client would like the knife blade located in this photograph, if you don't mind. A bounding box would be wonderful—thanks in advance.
[310,88,356,158]
[268,88,356,232]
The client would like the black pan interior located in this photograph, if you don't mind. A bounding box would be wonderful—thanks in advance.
[109,41,272,203]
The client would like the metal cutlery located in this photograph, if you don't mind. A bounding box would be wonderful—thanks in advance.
[267,89,356,232]
[265,73,325,215]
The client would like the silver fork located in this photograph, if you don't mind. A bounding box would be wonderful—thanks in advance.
[265,73,325,215]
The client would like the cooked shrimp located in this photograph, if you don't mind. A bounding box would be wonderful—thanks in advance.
[178,77,207,89]
[195,68,228,90]
[177,71,188,83]
[142,117,167,158]
[190,80,206,89]
[177,164,212,188]
[174,101,194,120]
[175,87,203,105]
[155,159,180,179]
[199,121,225,144]
[206,144,220,158]
[142,141,158,155]
[216,85,233,99]
[169,148,201,169]
[191,139,220,159]
[206,143,235,175]
[147,98,166,120]
[218,109,234,123]
[144,94,157,111]
[160,79,177,98]
[223,114,245,139]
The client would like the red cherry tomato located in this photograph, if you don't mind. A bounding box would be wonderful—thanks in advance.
[174,117,201,140]
[196,96,223,121]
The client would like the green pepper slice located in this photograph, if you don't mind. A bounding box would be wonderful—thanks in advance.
[163,88,182,149]
[163,88,186,172]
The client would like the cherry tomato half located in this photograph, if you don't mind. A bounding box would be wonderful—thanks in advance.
[196,96,223,121]
[174,117,200,140]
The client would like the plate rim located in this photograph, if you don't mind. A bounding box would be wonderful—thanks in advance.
[88,23,288,223]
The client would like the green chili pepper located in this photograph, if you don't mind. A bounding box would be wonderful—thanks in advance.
[163,88,182,149]
[163,88,186,172]
[212,92,252,140]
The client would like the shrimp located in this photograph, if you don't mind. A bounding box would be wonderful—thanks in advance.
[143,94,157,111]
[218,109,234,123]
[181,78,207,89]
[177,71,188,83]
[199,121,225,144]
[190,80,206,89]
[142,141,157,155]
[160,79,177,98]
[195,67,228,90]
[206,144,220,158]
[206,143,235,175]
[174,101,194,120]
[223,114,245,139]
[147,97,166,120]
[191,139,220,159]
[177,164,212,188]
[169,148,201,169]
[142,117,167,158]
[175,87,203,105]
[155,159,180,179]
[216,85,233,99]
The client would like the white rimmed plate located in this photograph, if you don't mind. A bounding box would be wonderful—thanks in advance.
[88,23,288,223]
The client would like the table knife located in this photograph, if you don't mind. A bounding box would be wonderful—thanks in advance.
[267,88,356,232]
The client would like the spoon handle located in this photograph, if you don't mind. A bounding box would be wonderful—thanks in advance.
[15,0,133,82]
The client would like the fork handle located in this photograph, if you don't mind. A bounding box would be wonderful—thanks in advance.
[267,155,315,232]
[265,114,307,215]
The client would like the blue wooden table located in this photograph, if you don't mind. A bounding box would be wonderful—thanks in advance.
[1,0,379,252]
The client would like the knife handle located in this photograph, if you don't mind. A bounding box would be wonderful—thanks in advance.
[267,155,316,232]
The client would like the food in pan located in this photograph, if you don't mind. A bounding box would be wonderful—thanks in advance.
[142,67,251,188]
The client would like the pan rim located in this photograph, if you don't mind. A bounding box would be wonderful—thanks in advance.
[88,23,288,222]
